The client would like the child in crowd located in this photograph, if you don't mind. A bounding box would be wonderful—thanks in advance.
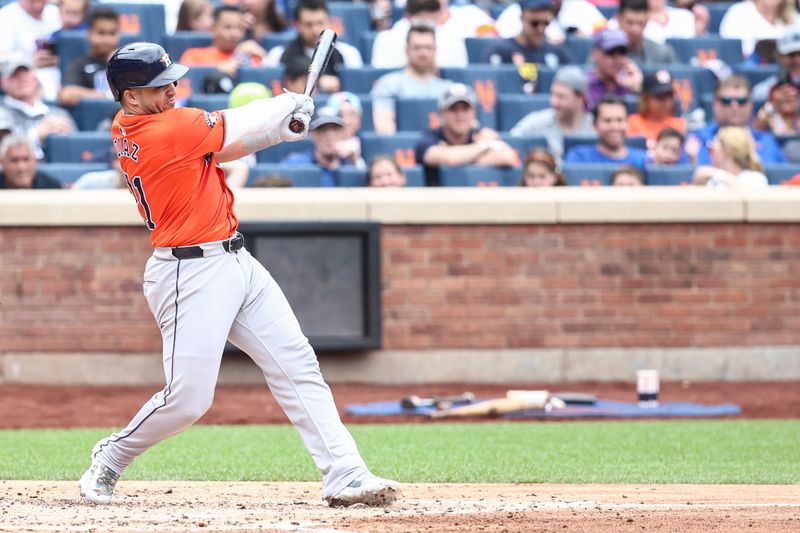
[518,148,566,187]
[610,165,645,187]
[648,127,686,165]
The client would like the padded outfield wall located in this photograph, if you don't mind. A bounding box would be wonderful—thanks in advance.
[1,188,799,384]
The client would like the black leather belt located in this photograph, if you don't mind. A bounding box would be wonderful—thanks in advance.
[171,233,244,260]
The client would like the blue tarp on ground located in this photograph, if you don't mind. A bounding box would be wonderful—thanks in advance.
[345,399,742,418]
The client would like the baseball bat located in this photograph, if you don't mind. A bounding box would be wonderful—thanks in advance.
[288,29,338,133]
[427,391,553,419]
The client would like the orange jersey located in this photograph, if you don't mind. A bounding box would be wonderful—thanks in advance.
[112,107,238,247]
[179,47,263,67]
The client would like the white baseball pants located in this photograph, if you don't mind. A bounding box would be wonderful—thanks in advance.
[91,238,368,499]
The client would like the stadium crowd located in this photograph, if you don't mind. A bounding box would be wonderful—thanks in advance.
[1,0,800,189]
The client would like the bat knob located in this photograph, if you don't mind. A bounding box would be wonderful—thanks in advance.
[288,118,305,134]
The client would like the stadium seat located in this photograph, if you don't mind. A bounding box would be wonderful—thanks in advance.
[165,31,212,62]
[103,3,167,43]
[465,37,506,63]
[497,93,551,131]
[707,2,735,35]
[340,67,395,93]
[187,94,229,111]
[361,132,423,167]
[561,163,619,186]
[57,31,138,78]
[500,134,548,160]
[395,98,439,132]
[71,99,120,131]
[764,164,800,185]
[261,31,294,53]
[337,164,426,187]
[178,65,223,98]
[255,139,313,163]
[562,135,647,156]
[44,132,112,163]
[237,66,286,96]
[735,64,780,89]
[596,5,618,20]
[645,165,695,186]
[250,163,324,187]
[360,31,377,64]
[439,165,521,187]
[667,37,744,68]
[564,37,592,64]
[38,162,110,185]
[328,2,371,46]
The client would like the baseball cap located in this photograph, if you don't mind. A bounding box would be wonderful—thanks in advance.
[438,83,476,110]
[518,0,554,11]
[326,91,363,117]
[310,106,345,130]
[778,27,800,55]
[553,66,588,95]
[593,29,629,53]
[642,69,674,96]
[2,57,33,79]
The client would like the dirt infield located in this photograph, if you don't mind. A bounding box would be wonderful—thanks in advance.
[2,481,798,532]
[0,381,798,429]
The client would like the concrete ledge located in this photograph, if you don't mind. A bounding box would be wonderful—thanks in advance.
[3,188,800,226]
[3,347,799,385]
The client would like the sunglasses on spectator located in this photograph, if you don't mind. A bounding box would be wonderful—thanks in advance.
[605,47,627,56]
[527,19,552,28]
[717,96,749,106]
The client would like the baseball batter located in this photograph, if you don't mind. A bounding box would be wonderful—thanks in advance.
[78,42,399,508]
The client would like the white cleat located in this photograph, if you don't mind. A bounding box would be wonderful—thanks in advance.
[325,474,401,508]
[79,461,119,504]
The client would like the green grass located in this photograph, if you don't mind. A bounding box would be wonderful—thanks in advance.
[1,420,798,484]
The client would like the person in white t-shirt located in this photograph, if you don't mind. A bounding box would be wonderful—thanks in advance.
[644,0,695,44]
[0,0,62,68]
[692,126,769,189]
[496,0,606,43]
[371,0,474,68]
[720,0,799,58]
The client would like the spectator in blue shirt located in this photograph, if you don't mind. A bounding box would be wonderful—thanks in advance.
[483,0,570,68]
[565,94,647,169]
[281,106,366,187]
[690,75,785,165]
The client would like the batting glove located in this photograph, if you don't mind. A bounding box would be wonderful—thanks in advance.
[281,91,315,116]
[279,111,310,142]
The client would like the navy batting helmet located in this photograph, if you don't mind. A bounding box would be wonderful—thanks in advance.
[106,42,189,102]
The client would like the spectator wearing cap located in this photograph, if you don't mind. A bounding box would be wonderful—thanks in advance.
[627,69,686,146]
[0,58,76,160]
[510,66,594,164]
[58,7,120,107]
[483,0,570,68]
[495,0,607,43]
[326,91,363,165]
[564,94,647,170]
[720,0,798,59]
[281,107,366,187]
[371,24,453,134]
[612,0,678,65]
[753,68,800,136]
[415,83,520,186]
[587,29,643,110]
[179,6,267,82]
[689,75,785,165]
[753,27,800,101]
[0,134,61,189]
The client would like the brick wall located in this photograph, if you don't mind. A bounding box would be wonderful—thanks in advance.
[2,223,799,353]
